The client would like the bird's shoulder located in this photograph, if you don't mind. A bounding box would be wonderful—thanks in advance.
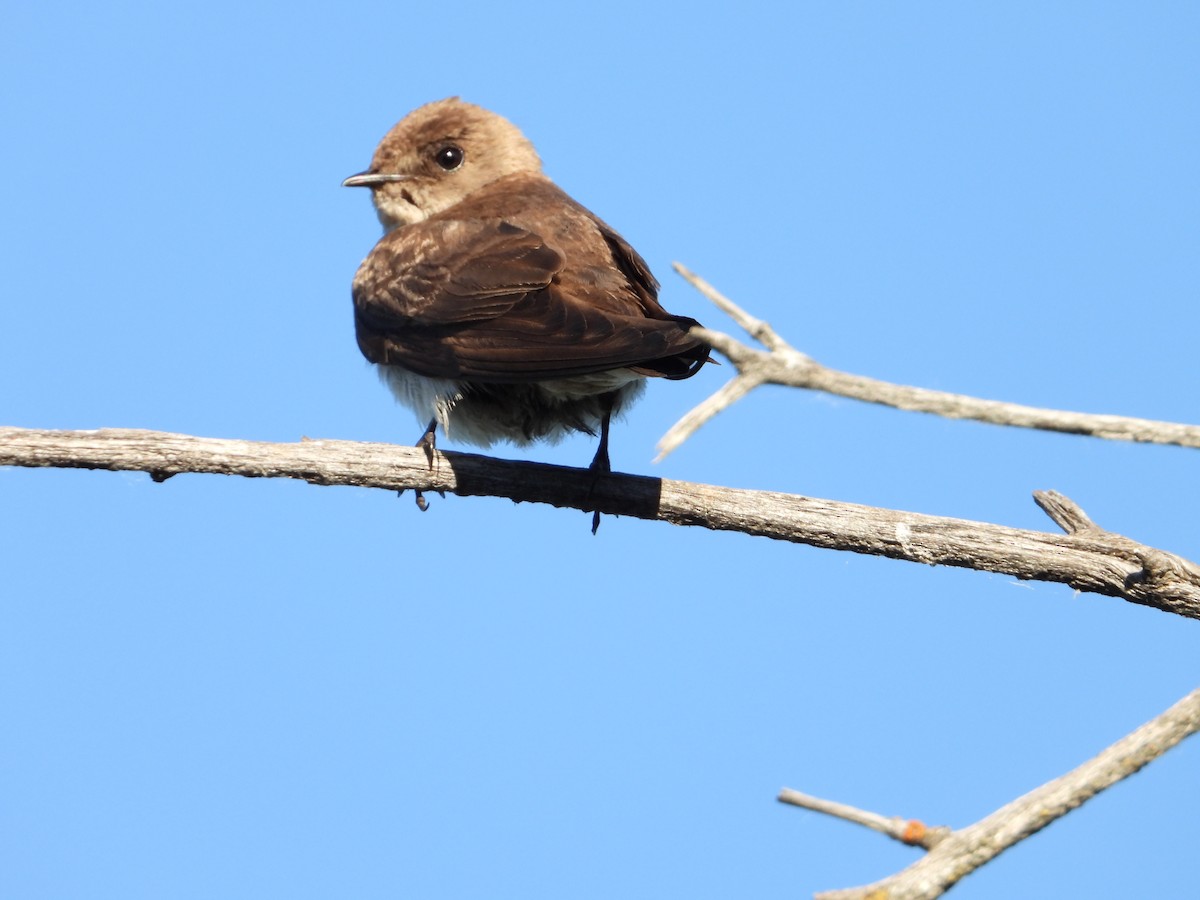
[447,174,664,316]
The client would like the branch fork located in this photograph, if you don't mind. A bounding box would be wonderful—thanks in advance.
[658,264,1200,461]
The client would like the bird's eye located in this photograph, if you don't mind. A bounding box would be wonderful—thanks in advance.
[434,145,464,170]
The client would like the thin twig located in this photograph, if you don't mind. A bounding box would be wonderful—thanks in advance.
[3,427,1200,619]
[777,789,950,850]
[804,685,1200,900]
[653,371,762,463]
[673,263,794,353]
[658,264,1200,459]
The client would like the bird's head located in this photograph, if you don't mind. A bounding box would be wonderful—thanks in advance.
[343,97,543,231]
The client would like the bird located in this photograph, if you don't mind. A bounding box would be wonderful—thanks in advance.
[343,98,709,522]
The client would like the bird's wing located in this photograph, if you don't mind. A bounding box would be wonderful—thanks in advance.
[352,218,707,382]
[352,219,563,325]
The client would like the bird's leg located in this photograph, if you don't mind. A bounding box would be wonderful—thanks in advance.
[411,418,438,512]
[417,418,438,464]
[587,394,616,534]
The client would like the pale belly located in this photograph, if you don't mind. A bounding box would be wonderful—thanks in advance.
[376,364,646,447]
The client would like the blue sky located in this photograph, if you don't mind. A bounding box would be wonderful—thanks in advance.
[2,3,1197,898]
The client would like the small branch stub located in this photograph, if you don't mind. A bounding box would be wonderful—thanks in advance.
[776,789,950,850]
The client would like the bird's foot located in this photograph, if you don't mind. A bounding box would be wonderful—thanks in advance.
[411,418,439,512]
[586,442,612,535]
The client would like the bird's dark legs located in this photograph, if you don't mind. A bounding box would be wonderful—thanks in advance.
[589,409,613,474]
[407,402,615,527]
[418,418,437,461]
[413,418,438,512]
[587,393,616,534]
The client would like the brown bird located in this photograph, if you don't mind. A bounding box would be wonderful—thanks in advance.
[343,98,709,490]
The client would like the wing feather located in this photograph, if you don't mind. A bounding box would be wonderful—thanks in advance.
[352,214,707,382]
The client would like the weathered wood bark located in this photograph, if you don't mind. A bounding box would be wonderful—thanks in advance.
[3,426,1199,620]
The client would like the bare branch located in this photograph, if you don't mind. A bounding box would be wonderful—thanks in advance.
[654,370,763,462]
[1033,489,1101,534]
[3,426,1200,619]
[660,265,1200,459]
[777,789,950,850]
[805,685,1200,900]
[673,263,796,353]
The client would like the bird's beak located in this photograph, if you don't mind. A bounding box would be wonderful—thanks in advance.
[342,171,412,188]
